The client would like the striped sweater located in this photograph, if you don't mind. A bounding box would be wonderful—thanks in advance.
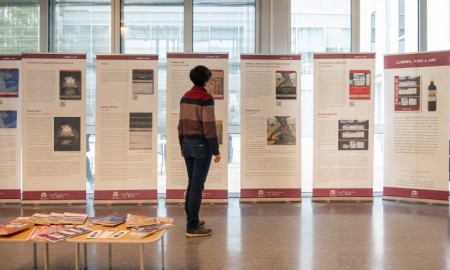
[178,86,220,155]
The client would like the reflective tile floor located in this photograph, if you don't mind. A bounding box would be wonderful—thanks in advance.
[0,196,449,270]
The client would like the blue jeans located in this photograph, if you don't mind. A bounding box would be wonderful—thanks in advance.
[182,137,212,230]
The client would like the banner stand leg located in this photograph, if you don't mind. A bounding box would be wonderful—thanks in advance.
[382,196,449,206]
[311,197,373,203]
[239,198,302,203]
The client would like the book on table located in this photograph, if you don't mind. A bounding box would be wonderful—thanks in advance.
[128,219,175,239]
[60,212,88,225]
[30,213,52,225]
[37,225,92,242]
[30,212,88,225]
[91,215,126,226]
[125,214,158,228]
[0,219,34,235]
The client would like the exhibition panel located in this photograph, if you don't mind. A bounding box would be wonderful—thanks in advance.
[312,53,376,200]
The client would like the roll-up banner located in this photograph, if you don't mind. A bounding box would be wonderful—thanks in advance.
[166,53,229,203]
[384,51,450,203]
[22,53,87,203]
[0,55,22,202]
[240,54,302,202]
[94,54,159,204]
[312,53,375,201]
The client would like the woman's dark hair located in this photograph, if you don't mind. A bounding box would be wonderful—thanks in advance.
[189,65,212,87]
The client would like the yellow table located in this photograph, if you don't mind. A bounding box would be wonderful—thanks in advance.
[0,226,46,269]
[67,218,173,270]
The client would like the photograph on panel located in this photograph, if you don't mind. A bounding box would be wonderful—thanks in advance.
[0,69,19,97]
[266,116,296,145]
[394,75,421,112]
[59,70,82,100]
[275,70,297,100]
[349,70,371,100]
[54,117,81,151]
[0,110,17,128]
[338,120,369,150]
[132,69,154,95]
[208,69,224,100]
[129,112,152,150]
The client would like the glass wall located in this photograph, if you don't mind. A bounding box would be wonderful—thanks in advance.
[121,0,184,137]
[360,0,419,192]
[291,0,351,136]
[193,0,256,127]
[427,0,450,50]
[120,0,184,192]
[193,0,256,192]
[0,0,40,54]
[49,0,111,127]
[291,0,352,192]
[0,1,435,195]
[49,0,111,191]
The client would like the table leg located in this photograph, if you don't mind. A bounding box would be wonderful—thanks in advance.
[84,243,87,269]
[140,244,144,270]
[75,243,79,270]
[33,242,37,269]
[44,242,49,270]
[161,235,165,270]
[109,244,112,270]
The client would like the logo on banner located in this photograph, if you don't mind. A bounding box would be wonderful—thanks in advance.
[330,190,336,196]
[411,190,419,198]
[257,190,284,198]
[257,190,266,198]
[111,191,141,199]
[40,192,48,199]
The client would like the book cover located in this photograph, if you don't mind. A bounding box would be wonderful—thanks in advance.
[91,215,126,226]
[125,214,158,228]
[129,220,175,238]
[37,225,91,242]
[0,220,33,235]
[60,212,88,225]
[349,70,371,100]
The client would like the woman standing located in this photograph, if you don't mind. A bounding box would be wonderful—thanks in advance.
[178,65,221,237]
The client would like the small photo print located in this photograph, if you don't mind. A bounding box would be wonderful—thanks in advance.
[275,71,297,100]
[60,70,82,100]
[266,116,296,145]
[0,69,19,97]
[54,117,81,151]
[394,75,421,112]
[129,112,152,150]
[132,69,154,95]
[216,120,223,145]
[208,70,224,100]
[338,120,369,150]
[349,70,371,100]
[0,110,17,128]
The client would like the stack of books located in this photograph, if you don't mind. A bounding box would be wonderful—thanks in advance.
[30,213,52,225]
[30,212,88,225]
